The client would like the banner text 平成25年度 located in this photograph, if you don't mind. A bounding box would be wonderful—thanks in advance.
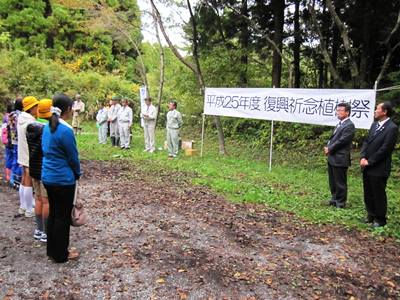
[204,88,376,129]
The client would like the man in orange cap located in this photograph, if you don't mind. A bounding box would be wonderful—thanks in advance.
[27,99,52,242]
[17,96,39,217]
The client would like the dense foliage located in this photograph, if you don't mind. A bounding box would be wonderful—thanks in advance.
[0,0,142,113]
[1,0,399,151]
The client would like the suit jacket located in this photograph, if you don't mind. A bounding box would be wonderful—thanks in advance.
[360,119,398,177]
[327,118,355,167]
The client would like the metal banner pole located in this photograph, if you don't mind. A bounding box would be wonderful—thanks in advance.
[268,85,276,172]
[200,113,206,157]
[269,120,274,172]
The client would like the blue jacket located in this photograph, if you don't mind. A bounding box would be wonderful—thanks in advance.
[41,119,81,186]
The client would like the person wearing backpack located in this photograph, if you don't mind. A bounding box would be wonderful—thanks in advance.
[2,103,13,183]
[27,99,53,243]
[17,96,39,217]
[8,98,23,189]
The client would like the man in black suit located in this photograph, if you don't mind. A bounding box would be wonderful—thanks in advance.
[324,102,355,208]
[360,102,398,227]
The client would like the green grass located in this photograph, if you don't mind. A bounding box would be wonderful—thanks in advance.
[77,122,400,240]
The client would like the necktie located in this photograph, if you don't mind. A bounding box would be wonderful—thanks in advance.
[333,122,341,134]
[373,123,380,135]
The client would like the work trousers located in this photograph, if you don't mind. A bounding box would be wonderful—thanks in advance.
[109,121,119,138]
[98,123,108,144]
[119,122,130,148]
[167,128,179,157]
[144,121,156,151]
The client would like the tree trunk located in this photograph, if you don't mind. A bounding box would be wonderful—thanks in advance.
[293,0,301,88]
[150,0,226,154]
[239,0,249,87]
[331,25,339,86]
[43,0,54,49]
[187,0,226,154]
[325,0,360,87]
[375,9,400,87]
[151,6,165,125]
[359,2,370,88]
[308,3,344,87]
[318,57,324,88]
[272,0,285,88]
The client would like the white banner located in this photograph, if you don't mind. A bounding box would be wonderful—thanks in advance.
[204,88,376,129]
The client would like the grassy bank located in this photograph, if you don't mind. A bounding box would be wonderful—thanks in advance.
[77,122,400,240]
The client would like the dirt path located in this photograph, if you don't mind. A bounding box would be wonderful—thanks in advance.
[1,160,400,299]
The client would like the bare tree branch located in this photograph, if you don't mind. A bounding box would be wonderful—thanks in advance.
[150,0,226,155]
[151,6,165,124]
[219,1,291,67]
[308,2,344,87]
[376,9,400,87]
[149,0,197,74]
[325,0,359,83]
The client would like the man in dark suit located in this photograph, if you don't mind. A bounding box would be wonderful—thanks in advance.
[360,101,398,227]
[324,102,355,208]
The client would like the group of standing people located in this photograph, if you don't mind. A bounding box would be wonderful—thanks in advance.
[2,94,81,263]
[325,101,398,227]
[96,96,183,158]
[97,95,134,149]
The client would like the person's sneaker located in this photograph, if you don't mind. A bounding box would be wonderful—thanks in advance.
[18,207,26,215]
[24,210,35,218]
[34,229,43,240]
[40,233,47,243]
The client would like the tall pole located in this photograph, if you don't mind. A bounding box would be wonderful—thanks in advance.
[269,85,276,172]
[269,120,274,172]
[200,113,206,157]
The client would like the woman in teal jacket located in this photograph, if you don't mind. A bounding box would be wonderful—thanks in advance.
[42,94,81,263]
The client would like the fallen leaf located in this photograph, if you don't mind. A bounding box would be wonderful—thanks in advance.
[386,280,396,288]
[40,291,50,300]
[178,268,186,273]
[156,278,165,284]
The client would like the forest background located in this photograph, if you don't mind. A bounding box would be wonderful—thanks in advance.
[0,0,399,167]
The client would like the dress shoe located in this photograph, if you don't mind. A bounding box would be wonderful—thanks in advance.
[335,202,346,209]
[372,222,386,228]
[326,200,336,206]
[362,216,374,224]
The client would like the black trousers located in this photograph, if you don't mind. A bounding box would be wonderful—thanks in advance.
[363,173,388,225]
[327,163,348,206]
[44,184,75,263]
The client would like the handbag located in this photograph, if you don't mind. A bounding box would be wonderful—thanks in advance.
[71,181,88,227]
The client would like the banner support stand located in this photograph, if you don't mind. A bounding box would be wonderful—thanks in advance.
[200,113,206,157]
[268,85,276,172]
[269,120,274,172]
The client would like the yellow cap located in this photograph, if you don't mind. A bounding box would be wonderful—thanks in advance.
[22,96,39,112]
[38,99,53,119]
